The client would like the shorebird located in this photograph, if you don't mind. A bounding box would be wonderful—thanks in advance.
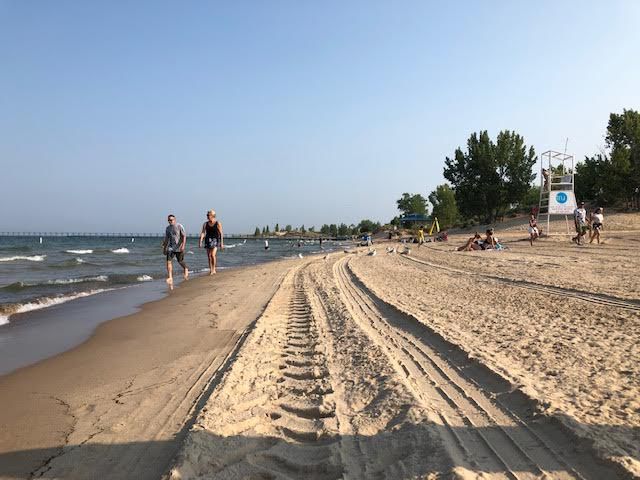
[368,249,377,256]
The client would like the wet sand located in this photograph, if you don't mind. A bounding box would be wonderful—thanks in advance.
[0,260,292,480]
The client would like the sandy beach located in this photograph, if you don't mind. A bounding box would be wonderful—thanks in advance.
[1,222,639,479]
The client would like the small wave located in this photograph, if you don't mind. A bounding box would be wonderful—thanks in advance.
[75,257,86,264]
[187,251,194,255]
[137,275,153,282]
[0,288,113,325]
[1,275,109,292]
[49,275,109,285]
[0,255,46,262]
[65,249,93,254]
[111,248,129,254]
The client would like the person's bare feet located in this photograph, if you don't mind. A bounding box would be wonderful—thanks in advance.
[166,277,173,284]
[184,268,189,280]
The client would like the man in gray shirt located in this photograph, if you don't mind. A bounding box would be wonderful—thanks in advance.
[162,214,188,283]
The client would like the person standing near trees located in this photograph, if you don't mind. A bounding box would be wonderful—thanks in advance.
[572,201,589,245]
[199,210,223,274]
[589,207,604,244]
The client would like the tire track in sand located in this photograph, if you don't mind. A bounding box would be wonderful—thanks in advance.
[168,260,450,479]
[333,255,624,480]
[399,254,640,313]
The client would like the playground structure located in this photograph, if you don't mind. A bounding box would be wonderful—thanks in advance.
[538,150,577,234]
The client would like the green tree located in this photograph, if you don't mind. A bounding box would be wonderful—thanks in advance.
[254,227,260,236]
[520,185,540,212]
[274,223,280,232]
[396,193,428,217]
[285,225,292,232]
[309,226,315,233]
[265,225,270,234]
[428,184,459,229]
[358,219,381,233]
[300,225,306,234]
[320,224,330,234]
[444,130,536,222]
[350,224,359,236]
[338,223,349,236]
[576,109,640,205]
[329,224,338,237]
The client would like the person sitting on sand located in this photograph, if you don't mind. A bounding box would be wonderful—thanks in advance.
[199,210,223,275]
[528,214,539,246]
[483,228,498,249]
[458,232,482,251]
[163,214,188,283]
[589,207,604,244]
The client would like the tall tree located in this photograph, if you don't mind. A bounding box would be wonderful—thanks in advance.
[576,109,640,205]
[254,227,261,236]
[396,193,428,217]
[274,223,280,232]
[444,130,536,222]
[337,223,349,236]
[428,184,459,229]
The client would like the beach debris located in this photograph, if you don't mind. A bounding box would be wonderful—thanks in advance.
[367,249,377,256]
[399,247,411,255]
[386,246,396,254]
[298,253,303,259]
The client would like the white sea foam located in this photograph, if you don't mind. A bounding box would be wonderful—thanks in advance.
[0,288,113,325]
[137,275,153,282]
[65,249,93,254]
[48,275,108,285]
[0,255,46,262]
[111,248,129,254]
[75,258,86,264]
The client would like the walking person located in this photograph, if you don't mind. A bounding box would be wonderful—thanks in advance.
[528,214,539,246]
[589,207,604,244]
[163,214,188,283]
[572,201,589,245]
[418,225,425,246]
[199,210,223,274]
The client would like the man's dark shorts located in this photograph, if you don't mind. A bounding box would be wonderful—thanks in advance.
[167,250,185,262]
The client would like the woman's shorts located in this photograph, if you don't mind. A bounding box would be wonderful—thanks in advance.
[592,222,603,231]
[205,237,219,250]
[528,226,539,235]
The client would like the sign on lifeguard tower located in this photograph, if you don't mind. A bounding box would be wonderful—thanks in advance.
[548,190,577,214]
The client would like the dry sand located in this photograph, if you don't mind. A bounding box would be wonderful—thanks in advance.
[2,221,638,479]
[168,229,638,479]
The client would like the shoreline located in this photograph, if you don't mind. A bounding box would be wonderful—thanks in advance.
[0,258,296,479]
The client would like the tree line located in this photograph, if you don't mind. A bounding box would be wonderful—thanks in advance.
[252,219,382,237]
[397,108,639,230]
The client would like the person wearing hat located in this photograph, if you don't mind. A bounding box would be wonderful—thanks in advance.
[572,201,588,245]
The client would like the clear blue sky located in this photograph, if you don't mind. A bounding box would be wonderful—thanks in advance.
[1,1,639,233]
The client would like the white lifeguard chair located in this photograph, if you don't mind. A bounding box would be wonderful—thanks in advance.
[538,150,577,234]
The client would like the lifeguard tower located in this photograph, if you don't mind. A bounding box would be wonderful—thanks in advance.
[538,150,577,233]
